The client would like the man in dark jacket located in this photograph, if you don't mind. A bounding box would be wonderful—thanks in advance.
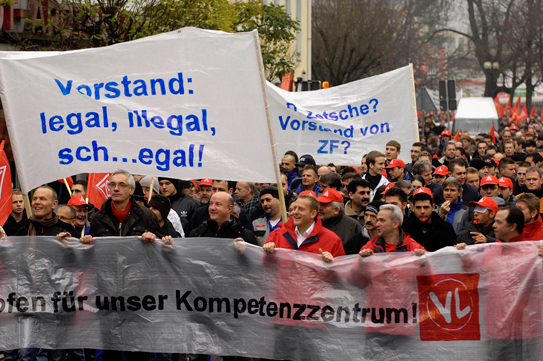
[189,192,257,245]
[79,170,163,361]
[317,188,362,247]
[450,158,480,205]
[159,177,198,230]
[402,187,456,252]
[16,186,77,236]
[14,185,77,361]
[3,189,27,235]
[456,197,498,245]
[81,170,163,241]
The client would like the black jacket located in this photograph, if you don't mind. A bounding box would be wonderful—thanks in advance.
[344,232,370,255]
[321,213,362,246]
[189,217,258,245]
[186,202,254,235]
[461,183,480,206]
[169,189,199,230]
[402,211,456,252]
[456,220,496,245]
[89,197,163,238]
[15,213,77,236]
[3,211,27,236]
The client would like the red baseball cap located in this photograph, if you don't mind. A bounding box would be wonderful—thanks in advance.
[498,177,513,189]
[433,166,448,176]
[67,195,88,207]
[468,197,498,214]
[381,182,395,195]
[510,124,519,131]
[385,159,406,169]
[317,189,343,203]
[200,178,213,187]
[441,130,452,137]
[299,190,317,198]
[480,175,499,186]
[412,187,433,200]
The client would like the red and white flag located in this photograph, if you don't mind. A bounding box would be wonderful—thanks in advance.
[87,173,111,210]
[0,141,13,226]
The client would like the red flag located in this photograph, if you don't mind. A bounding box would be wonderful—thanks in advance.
[514,95,522,115]
[58,177,73,188]
[489,124,496,144]
[0,141,12,226]
[509,113,518,125]
[87,173,111,210]
[504,96,511,116]
[453,130,460,141]
[450,111,455,123]
[518,104,528,122]
[417,111,422,118]
[530,104,536,117]
[280,72,294,91]
[493,96,502,113]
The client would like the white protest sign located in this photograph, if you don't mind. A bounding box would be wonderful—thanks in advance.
[267,65,418,165]
[0,28,277,192]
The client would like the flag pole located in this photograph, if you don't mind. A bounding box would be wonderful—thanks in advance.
[63,178,72,197]
[253,30,288,222]
[148,176,155,203]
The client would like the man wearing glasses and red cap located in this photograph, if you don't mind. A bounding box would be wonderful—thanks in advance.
[456,197,498,245]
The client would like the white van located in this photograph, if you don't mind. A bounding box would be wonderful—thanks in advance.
[452,97,499,137]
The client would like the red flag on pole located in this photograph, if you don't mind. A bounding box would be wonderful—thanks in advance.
[493,96,502,113]
[0,141,13,226]
[518,104,528,122]
[530,104,536,117]
[489,124,496,144]
[58,177,73,188]
[453,130,460,141]
[504,96,512,116]
[514,94,522,115]
[87,173,111,210]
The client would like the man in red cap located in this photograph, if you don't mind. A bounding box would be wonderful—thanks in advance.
[385,159,410,182]
[197,178,213,206]
[456,197,498,245]
[432,165,448,186]
[402,187,456,251]
[316,188,362,246]
[480,175,500,197]
[439,140,456,167]
[68,194,93,235]
[498,176,516,204]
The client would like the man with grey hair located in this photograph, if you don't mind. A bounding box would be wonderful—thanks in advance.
[359,203,425,255]
[81,169,162,243]
[317,188,362,246]
[235,181,260,217]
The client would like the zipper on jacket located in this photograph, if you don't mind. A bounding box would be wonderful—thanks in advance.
[119,222,122,236]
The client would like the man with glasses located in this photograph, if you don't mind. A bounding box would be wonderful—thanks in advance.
[81,169,162,242]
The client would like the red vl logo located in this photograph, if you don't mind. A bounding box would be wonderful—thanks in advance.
[417,273,480,341]
[96,174,111,199]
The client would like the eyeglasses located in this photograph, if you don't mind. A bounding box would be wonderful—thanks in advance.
[109,182,130,189]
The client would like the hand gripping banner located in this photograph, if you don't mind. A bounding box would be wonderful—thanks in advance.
[0,237,542,360]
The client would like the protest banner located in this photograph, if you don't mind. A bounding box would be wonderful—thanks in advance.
[267,65,419,165]
[0,28,277,193]
[0,237,541,360]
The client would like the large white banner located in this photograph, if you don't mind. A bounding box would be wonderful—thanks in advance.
[0,28,277,193]
[268,65,419,165]
[0,237,542,361]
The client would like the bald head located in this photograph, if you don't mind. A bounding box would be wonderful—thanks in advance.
[318,166,331,178]
[209,191,234,225]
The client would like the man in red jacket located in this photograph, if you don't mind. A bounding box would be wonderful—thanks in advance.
[263,194,345,260]
[261,195,344,361]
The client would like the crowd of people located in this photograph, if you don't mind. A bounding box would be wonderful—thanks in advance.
[2,111,543,360]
